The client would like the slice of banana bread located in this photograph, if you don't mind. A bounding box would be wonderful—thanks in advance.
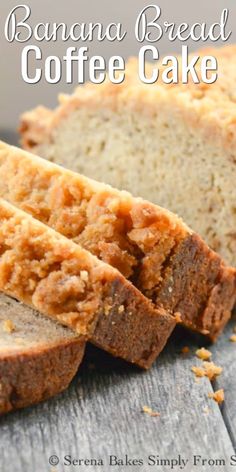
[0,196,174,369]
[20,44,236,267]
[0,142,235,341]
[0,293,85,414]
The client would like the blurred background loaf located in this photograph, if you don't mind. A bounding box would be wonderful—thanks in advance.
[20,45,236,267]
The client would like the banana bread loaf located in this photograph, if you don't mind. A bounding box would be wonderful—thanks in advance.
[20,44,236,267]
[0,196,174,369]
[0,293,85,414]
[0,142,235,341]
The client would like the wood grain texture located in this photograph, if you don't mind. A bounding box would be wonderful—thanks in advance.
[211,318,236,450]
[0,329,235,472]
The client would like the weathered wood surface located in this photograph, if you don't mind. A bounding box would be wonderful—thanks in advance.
[0,328,235,472]
[0,130,235,472]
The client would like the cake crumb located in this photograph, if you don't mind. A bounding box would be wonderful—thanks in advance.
[191,366,206,377]
[229,334,236,342]
[174,312,182,323]
[3,319,15,333]
[104,304,111,316]
[191,361,222,380]
[201,329,210,335]
[203,361,222,380]
[142,405,160,417]
[118,305,124,314]
[196,347,212,361]
[29,278,36,291]
[181,346,190,354]
[80,270,89,282]
[208,389,224,404]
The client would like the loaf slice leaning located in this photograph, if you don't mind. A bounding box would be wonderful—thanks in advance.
[0,142,235,341]
[19,44,236,267]
[0,197,175,369]
[0,293,85,414]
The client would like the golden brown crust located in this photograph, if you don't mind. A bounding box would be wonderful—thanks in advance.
[0,197,174,369]
[0,338,85,414]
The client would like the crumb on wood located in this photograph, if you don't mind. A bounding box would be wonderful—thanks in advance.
[196,347,212,361]
[203,406,210,415]
[208,389,224,404]
[174,312,182,323]
[203,361,222,380]
[142,405,160,417]
[229,334,236,342]
[3,319,15,333]
[191,361,222,380]
[181,346,190,354]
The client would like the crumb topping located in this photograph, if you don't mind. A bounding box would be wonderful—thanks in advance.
[118,305,124,314]
[191,361,222,380]
[195,347,212,361]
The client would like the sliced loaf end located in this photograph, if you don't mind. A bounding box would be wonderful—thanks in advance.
[0,293,85,414]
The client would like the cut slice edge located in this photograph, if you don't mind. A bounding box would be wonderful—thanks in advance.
[0,141,235,341]
[0,292,85,414]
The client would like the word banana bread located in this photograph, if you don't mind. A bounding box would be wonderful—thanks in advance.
[0,142,235,341]
[20,44,236,267]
